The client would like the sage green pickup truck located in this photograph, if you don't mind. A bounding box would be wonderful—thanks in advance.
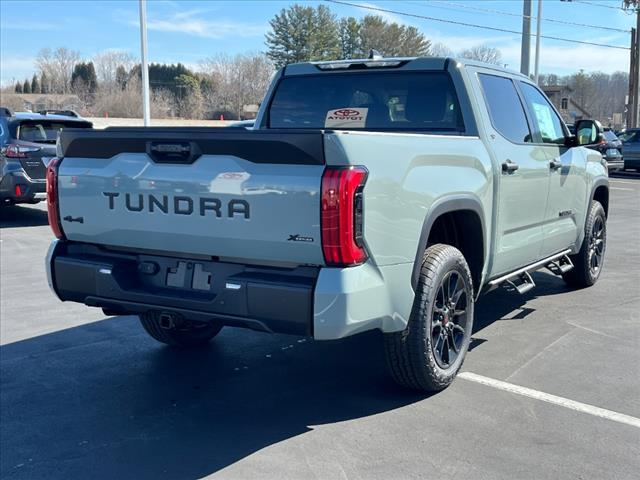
[45,57,609,391]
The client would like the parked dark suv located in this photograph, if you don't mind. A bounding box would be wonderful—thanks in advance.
[618,128,640,171]
[0,107,92,206]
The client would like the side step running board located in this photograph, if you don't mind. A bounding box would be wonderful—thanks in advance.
[506,271,535,295]
[487,249,572,295]
[545,254,574,276]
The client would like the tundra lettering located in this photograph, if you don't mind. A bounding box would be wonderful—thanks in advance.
[102,192,250,218]
[49,56,609,392]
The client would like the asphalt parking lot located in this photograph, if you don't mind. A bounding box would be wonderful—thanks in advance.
[1,173,639,480]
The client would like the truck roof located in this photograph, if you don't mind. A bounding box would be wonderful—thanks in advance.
[286,56,528,80]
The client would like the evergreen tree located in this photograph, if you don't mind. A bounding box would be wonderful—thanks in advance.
[115,65,128,90]
[40,72,49,93]
[265,5,340,68]
[23,79,31,94]
[71,62,98,93]
[15,82,23,93]
[339,17,361,59]
[359,15,430,57]
[31,74,40,94]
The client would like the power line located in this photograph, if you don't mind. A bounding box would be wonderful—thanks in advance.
[405,0,631,33]
[326,0,630,50]
[569,0,627,12]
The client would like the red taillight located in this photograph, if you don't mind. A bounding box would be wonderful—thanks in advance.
[5,144,26,158]
[14,184,24,196]
[46,158,65,239]
[321,166,368,266]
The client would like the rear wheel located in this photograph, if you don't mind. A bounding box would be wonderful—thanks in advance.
[384,244,474,391]
[563,200,606,288]
[139,312,222,347]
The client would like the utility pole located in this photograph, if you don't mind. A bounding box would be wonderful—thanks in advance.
[636,8,640,127]
[624,0,640,128]
[520,0,532,76]
[629,27,637,128]
[139,0,151,126]
[533,0,542,84]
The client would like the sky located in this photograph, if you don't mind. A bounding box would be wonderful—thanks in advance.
[0,0,635,86]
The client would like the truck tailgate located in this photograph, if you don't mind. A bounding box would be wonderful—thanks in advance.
[56,128,326,266]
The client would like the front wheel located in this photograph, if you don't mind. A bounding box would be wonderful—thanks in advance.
[384,244,474,391]
[139,312,222,347]
[563,200,606,288]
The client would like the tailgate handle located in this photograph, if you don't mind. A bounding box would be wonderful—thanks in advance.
[147,141,201,164]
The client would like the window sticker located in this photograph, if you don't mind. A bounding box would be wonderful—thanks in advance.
[532,103,556,140]
[324,108,368,128]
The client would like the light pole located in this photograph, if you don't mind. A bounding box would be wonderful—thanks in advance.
[520,0,531,76]
[534,0,542,84]
[139,0,151,126]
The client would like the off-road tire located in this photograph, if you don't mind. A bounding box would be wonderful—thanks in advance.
[139,312,222,347]
[563,200,606,288]
[384,244,474,391]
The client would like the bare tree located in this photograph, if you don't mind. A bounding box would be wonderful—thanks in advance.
[200,52,274,119]
[92,76,174,118]
[459,45,502,65]
[430,42,454,58]
[93,50,136,90]
[35,47,80,94]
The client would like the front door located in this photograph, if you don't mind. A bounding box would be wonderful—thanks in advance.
[517,82,588,257]
[476,73,551,276]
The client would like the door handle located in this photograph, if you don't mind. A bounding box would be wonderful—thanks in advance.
[501,159,519,174]
[549,158,562,171]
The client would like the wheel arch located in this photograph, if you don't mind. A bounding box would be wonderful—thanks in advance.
[591,179,609,217]
[411,195,486,295]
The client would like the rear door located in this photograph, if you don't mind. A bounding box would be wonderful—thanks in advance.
[517,81,587,257]
[476,72,550,276]
[57,128,326,267]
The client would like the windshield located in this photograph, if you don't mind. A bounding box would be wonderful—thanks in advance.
[17,120,91,144]
[269,71,464,132]
[603,131,618,141]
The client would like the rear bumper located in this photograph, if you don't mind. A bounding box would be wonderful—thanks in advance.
[624,157,640,169]
[46,241,414,339]
[0,169,46,204]
[604,155,624,172]
[46,241,318,336]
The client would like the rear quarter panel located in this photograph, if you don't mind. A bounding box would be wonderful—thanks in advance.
[325,130,493,270]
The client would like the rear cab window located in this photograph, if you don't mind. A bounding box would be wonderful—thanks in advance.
[478,73,532,144]
[268,71,465,133]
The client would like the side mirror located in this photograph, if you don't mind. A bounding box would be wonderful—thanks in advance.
[574,119,603,146]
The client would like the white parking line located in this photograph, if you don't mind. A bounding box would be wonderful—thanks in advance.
[458,372,640,429]
[611,187,634,191]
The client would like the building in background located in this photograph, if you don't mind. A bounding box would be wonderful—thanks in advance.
[541,85,592,124]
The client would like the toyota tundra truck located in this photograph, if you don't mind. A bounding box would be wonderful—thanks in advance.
[45,57,609,391]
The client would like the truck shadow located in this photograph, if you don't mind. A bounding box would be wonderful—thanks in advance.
[0,272,565,479]
[0,204,49,228]
[0,319,427,479]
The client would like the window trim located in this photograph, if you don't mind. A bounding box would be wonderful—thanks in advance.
[477,72,535,146]
[516,80,570,147]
